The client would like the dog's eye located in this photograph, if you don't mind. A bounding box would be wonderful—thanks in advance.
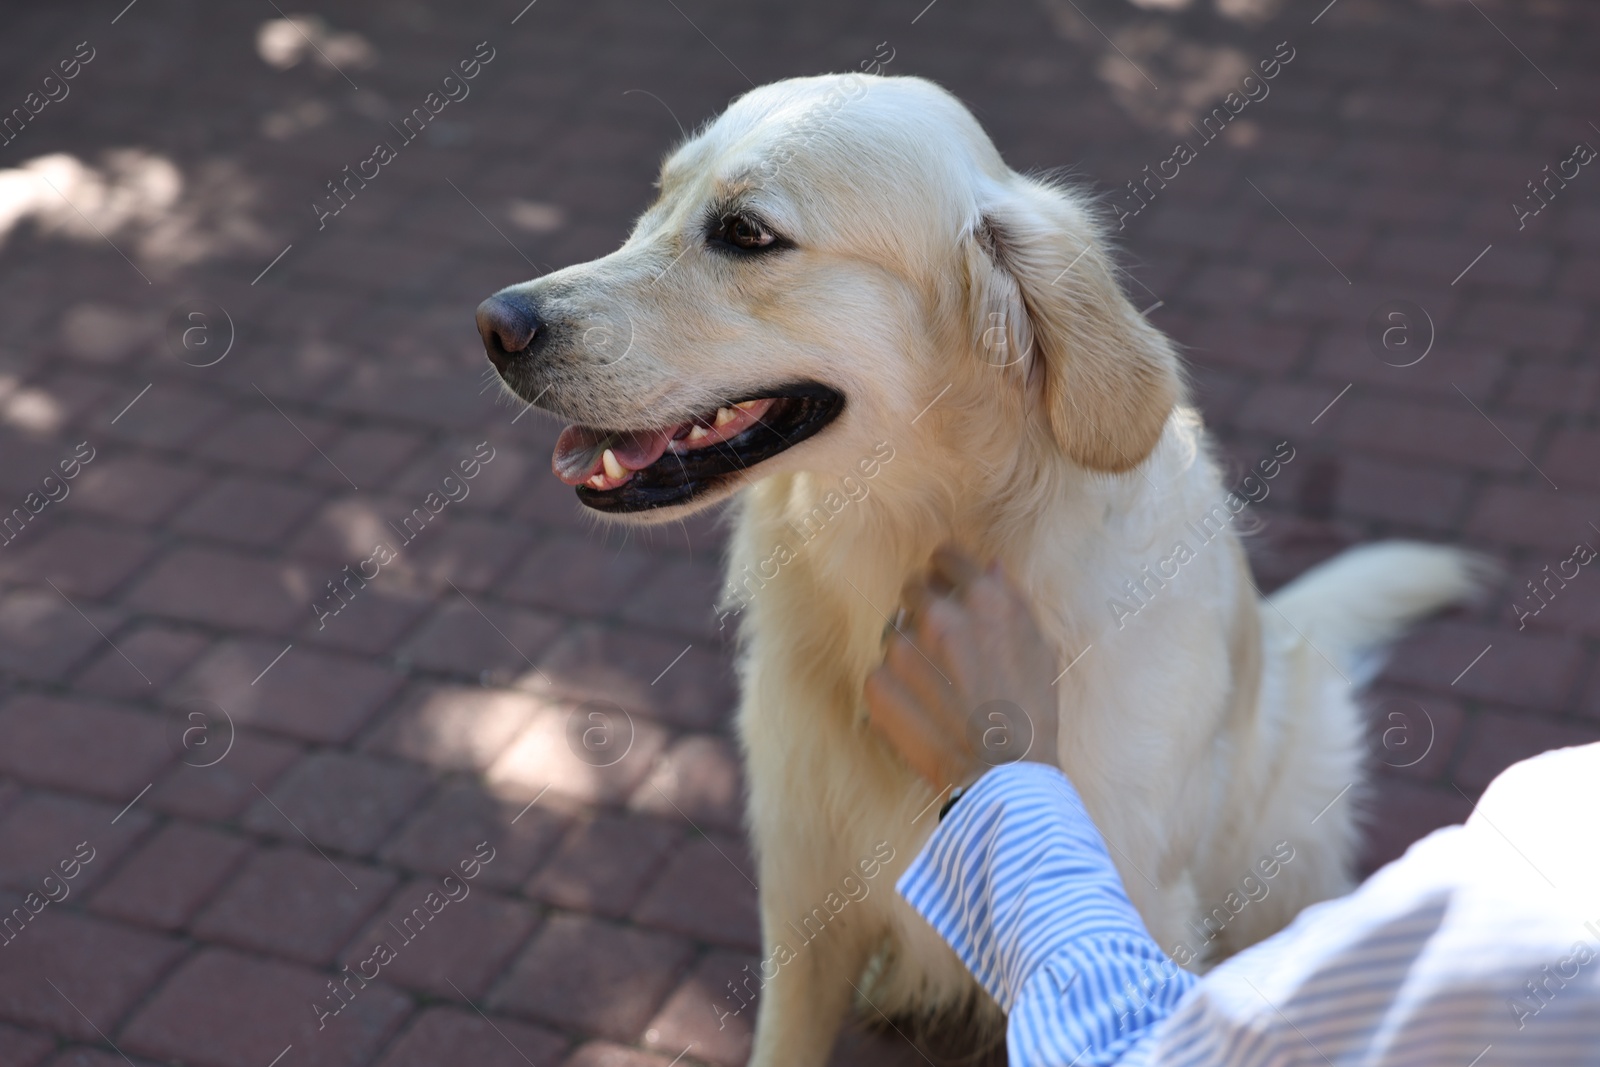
[728,217,771,248]
[711,213,781,252]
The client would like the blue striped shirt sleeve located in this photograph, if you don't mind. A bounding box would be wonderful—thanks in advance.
[895,745,1600,1067]
[896,762,1196,1067]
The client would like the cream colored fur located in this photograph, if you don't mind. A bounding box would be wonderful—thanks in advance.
[490,74,1483,1067]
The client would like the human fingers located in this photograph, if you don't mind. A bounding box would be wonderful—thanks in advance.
[897,569,940,626]
[927,542,985,596]
[864,664,974,789]
[894,572,981,687]
[882,623,961,723]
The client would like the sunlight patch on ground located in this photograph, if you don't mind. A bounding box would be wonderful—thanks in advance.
[0,150,274,273]
[1036,0,1283,134]
[256,15,377,72]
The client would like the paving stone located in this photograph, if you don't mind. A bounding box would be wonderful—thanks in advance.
[145,726,303,821]
[388,439,538,514]
[1331,396,1541,475]
[632,834,762,952]
[1456,298,1587,350]
[1362,685,1466,783]
[289,494,429,565]
[169,639,402,743]
[0,694,174,802]
[314,426,433,491]
[0,781,22,823]
[376,1005,567,1067]
[0,1023,56,1067]
[489,913,695,1042]
[402,515,532,593]
[1581,663,1600,721]
[616,557,729,644]
[0,432,84,496]
[190,408,336,474]
[504,460,595,535]
[1357,774,1476,876]
[1305,332,1504,401]
[169,475,327,548]
[498,534,656,618]
[326,370,499,431]
[190,847,399,966]
[69,455,208,526]
[123,546,313,633]
[41,1049,164,1067]
[628,734,744,833]
[1381,621,1586,714]
[341,880,538,998]
[296,580,436,657]
[364,684,554,773]
[379,780,575,893]
[1467,486,1600,553]
[1504,359,1600,416]
[100,385,235,450]
[487,704,671,807]
[644,949,761,1067]
[563,1041,678,1067]
[0,907,185,1043]
[0,520,158,599]
[1506,558,1600,639]
[1540,428,1600,493]
[86,820,251,931]
[1335,456,1470,533]
[241,751,432,857]
[120,947,412,1067]
[73,621,210,699]
[396,599,564,681]
[0,792,152,897]
[0,589,120,683]
[529,813,683,919]
[537,625,738,732]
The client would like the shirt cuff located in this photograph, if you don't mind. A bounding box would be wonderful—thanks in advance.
[897,762,1196,1066]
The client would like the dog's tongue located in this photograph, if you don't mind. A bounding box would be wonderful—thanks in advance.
[552,425,676,485]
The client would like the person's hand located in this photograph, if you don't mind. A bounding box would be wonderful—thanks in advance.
[864,543,1061,795]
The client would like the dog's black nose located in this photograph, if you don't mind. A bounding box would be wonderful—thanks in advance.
[476,293,541,372]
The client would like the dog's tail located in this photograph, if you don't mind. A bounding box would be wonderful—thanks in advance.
[1267,541,1494,687]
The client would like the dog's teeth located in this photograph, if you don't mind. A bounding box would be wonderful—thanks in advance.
[601,448,626,481]
[714,407,738,427]
[734,399,760,411]
[687,424,710,442]
[588,474,607,489]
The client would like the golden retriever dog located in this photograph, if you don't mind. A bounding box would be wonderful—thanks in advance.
[476,74,1481,1066]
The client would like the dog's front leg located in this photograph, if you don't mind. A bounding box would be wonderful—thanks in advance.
[745,874,862,1067]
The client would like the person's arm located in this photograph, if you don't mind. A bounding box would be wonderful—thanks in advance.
[866,546,1194,1066]
[897,760,1196,1067]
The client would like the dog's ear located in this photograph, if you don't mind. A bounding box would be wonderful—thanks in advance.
[963,176,1183,473]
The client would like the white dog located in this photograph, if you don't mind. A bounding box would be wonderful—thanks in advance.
[477,74,1482,1066]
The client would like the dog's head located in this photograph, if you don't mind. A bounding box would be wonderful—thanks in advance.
[478,74,1182,520]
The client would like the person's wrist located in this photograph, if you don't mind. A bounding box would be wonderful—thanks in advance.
[936,785,966,822]
[936,763,991,821]
[1021,746,1058,768]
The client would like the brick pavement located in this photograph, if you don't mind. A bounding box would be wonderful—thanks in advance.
[0,0,1595,1063]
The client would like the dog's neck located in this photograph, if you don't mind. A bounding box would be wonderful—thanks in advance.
[730,415,1164,651]
[723,404,1214,653]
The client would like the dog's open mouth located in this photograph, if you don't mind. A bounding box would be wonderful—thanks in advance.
[550,382,845,512]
